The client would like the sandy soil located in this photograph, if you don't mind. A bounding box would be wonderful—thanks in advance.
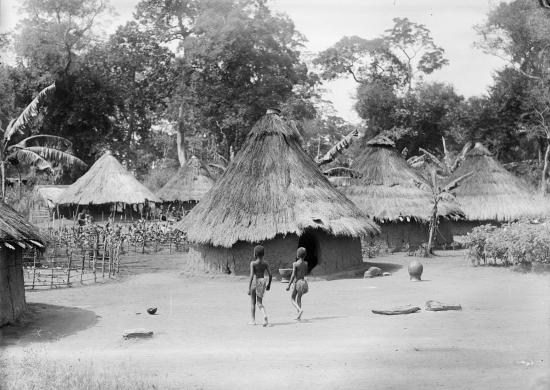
[1,250,549,390]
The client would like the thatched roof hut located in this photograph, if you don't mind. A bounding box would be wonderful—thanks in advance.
[447,143,548,226]
[176,110,379,275]
[338,136,463,249]
[1,202,45,326]
[56,152,159,220]
[156,156,214,205]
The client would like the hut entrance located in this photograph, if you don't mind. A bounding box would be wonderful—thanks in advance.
[298,232,318,273]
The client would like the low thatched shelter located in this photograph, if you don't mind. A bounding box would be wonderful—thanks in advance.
[338,136,463,250]
[29,185,69,224]
[175,110,379,275]
[1,202,45,326]
[446,143,549,234]
[156,156,215,212]
[56,151,160,221]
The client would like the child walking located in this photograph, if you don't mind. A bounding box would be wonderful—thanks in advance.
[286,247,309,320]
[248,245,272,326]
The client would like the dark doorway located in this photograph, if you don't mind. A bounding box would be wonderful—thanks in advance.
[298,232,318,273]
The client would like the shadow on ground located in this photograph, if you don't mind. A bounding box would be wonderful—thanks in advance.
[0,303,99,346]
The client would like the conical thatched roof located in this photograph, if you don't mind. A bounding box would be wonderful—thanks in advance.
[447,143,549,221]
[0,202,45,247]
[156,156,215,203]
[175,111,379,247]
[56,152,160,205]
[340,135,463,222]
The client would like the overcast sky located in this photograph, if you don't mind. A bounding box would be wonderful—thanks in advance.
[0,0,507,122]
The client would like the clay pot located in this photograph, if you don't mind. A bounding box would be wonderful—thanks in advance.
[279,268,293,283]
[408,261,423,281]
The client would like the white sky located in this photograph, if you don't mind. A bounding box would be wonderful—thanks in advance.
[0,0,507,123]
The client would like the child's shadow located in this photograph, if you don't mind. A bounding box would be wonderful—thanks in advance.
[270,315,343,327]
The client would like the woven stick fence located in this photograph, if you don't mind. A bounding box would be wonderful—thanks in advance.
[23,238,122,290]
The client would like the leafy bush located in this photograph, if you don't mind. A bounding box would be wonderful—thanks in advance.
[465,220,550,268]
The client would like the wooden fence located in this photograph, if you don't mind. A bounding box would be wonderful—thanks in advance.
[23,240,122,290]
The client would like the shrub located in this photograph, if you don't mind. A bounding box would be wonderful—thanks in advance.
[465,220,550,268]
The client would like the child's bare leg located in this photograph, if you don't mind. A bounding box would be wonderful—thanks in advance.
[249,292,256,325]
[290,289,301,314]
[296,293,304,320]
[257,297,268,326]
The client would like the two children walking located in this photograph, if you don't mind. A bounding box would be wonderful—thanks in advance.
[248,245,309,326]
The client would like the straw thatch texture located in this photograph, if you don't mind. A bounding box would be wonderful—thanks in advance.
[176,112,379,247]
[156,156,215,203]
[0,201,45,246]
[447,143,549,221]
[35,185,69,208]
[56,152,160,205]
[341,136,463,222]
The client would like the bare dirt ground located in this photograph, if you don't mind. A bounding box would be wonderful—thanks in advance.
[1,250,549,390]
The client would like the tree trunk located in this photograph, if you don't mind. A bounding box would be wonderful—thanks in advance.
[427,200,438,256]
[176,105,186,167]
[1,161,5,201]
[540,141,550,195]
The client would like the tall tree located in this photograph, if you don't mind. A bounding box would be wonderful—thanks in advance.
[476,0,550,192]
[314,18,448,134]
[14,0,110,75]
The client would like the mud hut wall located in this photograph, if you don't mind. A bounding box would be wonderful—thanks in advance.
[0,247,26,326]
[376,222,429,250]
[185,235,299,275]
[310,232,363,275]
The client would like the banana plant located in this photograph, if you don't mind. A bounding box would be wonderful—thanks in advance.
[421,168,473,255]
[408,137,471,177]
[0,83,86,200]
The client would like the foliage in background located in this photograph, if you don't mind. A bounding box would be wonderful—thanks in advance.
[465,221,550,268]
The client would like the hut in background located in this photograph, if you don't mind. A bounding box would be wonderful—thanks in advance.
[176,110,379,276]
[156,156,215,213]
[339,136,463,250]
[446,143,549,234]
[29,185,69,224]
[56,151,160,221]
[0,202,45,326]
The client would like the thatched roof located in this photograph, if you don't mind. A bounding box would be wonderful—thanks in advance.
[175,111,379,247]
[340,135,463,222]
[156,156,215,203]
[447,143,549,221]
[0,202,45,247]
[35,185,69,208]
[56,152,160,205]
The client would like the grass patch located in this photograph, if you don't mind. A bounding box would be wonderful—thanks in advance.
[0,348,191,390]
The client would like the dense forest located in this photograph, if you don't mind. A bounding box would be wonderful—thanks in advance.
[0,0,548,192]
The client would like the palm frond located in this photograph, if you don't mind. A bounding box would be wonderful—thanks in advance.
[4,83,55,142]
[14,135,73,151]
[418,148,446,171]
[11,149,53,172]
[442,171,473,193]
[449,142,472,172]
[23,146,87,168]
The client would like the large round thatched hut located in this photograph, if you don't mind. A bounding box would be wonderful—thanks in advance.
[156,156,215,212]
[56,151,160,221]
[446,143,549,234]
[1,202,45,326]
[175,110,379,275]
[338,136,463,250]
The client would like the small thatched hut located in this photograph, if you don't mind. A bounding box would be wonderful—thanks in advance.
[156,156,215,212]
[446,143,549,234]
[339,136,463,250]
[0,202,45,326]
[175,110,379,275]
[56,151,160,221]
[29,185,69,224]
